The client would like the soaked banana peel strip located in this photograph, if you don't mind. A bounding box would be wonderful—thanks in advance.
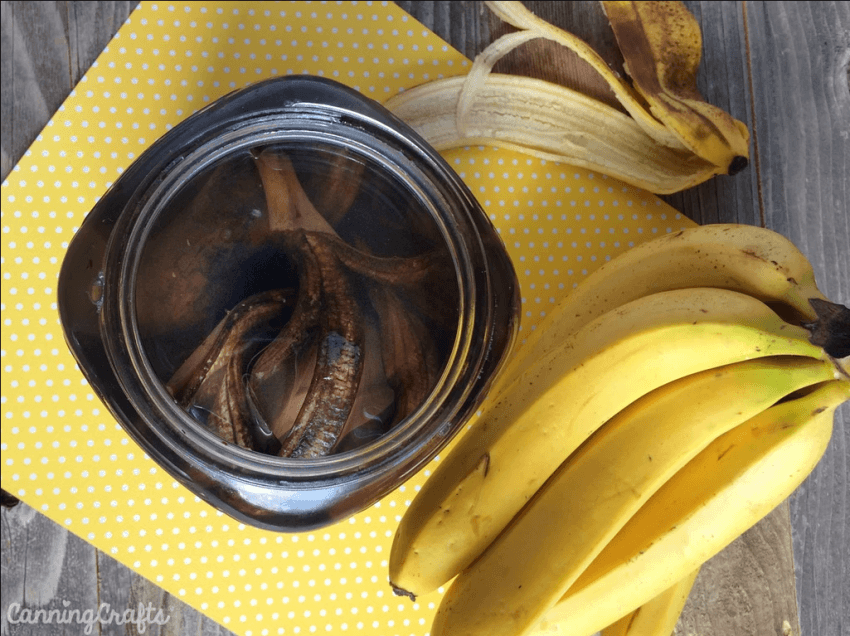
[385,0,750,194]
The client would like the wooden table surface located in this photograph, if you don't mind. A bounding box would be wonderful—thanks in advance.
[1,2,847,635]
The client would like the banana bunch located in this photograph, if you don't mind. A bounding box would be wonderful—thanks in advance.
[389,224,850,636]
[385,1,750,194]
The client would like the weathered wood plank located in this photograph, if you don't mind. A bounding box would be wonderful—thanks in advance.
[66,1,137,83]
[94,548,135,634]
[743,4,850,636]
[397,1,490,61]
[125,576,234,636]
[0,1,72,180]
[0,0,138,180]
[677,502,802,636]
[0,503,99,636]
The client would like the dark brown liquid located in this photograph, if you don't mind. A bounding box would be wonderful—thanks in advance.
[135,143,460,455]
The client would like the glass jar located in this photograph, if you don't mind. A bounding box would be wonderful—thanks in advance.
[58,76,519,531]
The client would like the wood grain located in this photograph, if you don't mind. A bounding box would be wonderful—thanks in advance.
[0,1,138,180]
[677,503,802,636]
[396,1,491,62]
[484,1,627,112]
[1,2,848,635]
[745,5,850,636]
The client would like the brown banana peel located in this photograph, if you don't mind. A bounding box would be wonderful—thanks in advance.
[601,1,750,173]
[168,146,451,457]
[480,0,684,149]
[385,0,750,194]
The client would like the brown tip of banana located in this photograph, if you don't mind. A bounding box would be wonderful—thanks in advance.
[728,155,749,175]
[391,584,417,601]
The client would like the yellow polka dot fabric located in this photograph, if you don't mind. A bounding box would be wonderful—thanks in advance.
[0,2,694,635]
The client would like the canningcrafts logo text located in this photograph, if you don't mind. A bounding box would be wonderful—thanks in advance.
[6,600,170,634]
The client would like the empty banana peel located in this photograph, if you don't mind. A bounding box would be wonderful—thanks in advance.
[479,0,684,149]
[385,0,750,194]
[387,74,717,194]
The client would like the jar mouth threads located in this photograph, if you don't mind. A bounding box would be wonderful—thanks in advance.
[59,76,519,531]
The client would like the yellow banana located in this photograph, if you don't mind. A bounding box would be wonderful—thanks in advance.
[534,379,849,636]
[390,288,828,599]
[493,223,828,397]
[599,567,700,636]
[427,357,840,636]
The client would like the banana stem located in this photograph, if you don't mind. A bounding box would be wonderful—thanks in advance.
[804,298,850,361]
